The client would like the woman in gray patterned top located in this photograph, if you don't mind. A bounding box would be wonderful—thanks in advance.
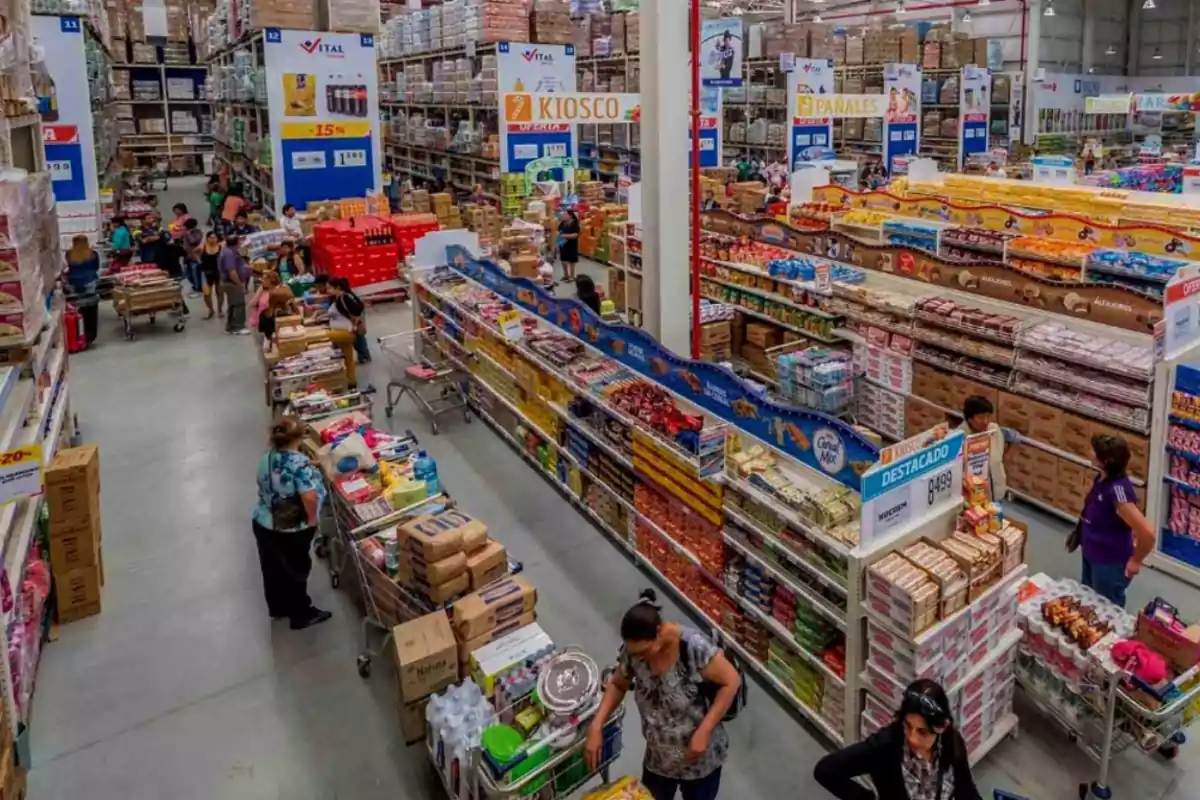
[584,590,741,800]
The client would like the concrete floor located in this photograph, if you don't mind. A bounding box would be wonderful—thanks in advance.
[25,176,1200,798]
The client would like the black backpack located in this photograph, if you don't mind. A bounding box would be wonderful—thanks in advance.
[681,637,747,722]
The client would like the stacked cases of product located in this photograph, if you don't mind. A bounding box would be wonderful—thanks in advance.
[413,264,869,744]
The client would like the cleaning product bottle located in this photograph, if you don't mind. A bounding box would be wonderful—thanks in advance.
[413,450,440,497]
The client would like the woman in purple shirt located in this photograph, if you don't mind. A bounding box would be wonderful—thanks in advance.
[1072,434,1155,608]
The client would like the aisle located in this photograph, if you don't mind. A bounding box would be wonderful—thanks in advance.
[22,177,1200,799]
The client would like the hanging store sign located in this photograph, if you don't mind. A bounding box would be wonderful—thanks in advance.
[787,58,835,170]
[795,94,888,119]
[883,63,922,175]
[959,66,990,170]
[263,29,381,214]
[860,430,964,547]
[33,16,96,206]
[497,42,577,176]
[1163,265,1200,361]
[692,85,723,170]
[1134,93,1197,113]
[444,245,881,490]
[700,17,744,87]
[1086,94,1133,114]
[503,92,640,125]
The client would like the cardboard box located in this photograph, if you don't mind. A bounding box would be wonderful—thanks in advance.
[56,563,103,623]
[465,540,508,590]
[1031,450,1059,484]
[1057,459,1093,494]
[458,610,536,663]
[997,392,1030,434]
[1061,414,1093,458]
[48,517,100,574]
[1135,612,1200,673]
[1127,434,1150,481]
[1026,399,1063,447]
[399,550,468,586]
[392,611,457,702]
[398,509,486,562]
[399,569,470,605]
[744,322,781,349]
[45,482,100,529]
[398,696,430,745]
[452,575,537,640]
[45,444,99,487]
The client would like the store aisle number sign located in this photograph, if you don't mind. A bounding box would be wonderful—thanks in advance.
[859,431,964,547]
[0,444,43,506]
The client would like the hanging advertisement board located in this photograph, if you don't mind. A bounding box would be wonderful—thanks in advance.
[883,63,921,174]
[700,18,743,87]
[860,430,965,547]
[497,42,576,175]
[1162,266,1200,361]
[263,29,381,214]
[787,58,834,169]
[692,85,722,169]
[959,66,990,170]
[32,15,96,207]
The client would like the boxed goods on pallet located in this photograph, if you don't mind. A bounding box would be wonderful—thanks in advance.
[322,0,380,33]
[248,0,318,34]
[529,0,571,44]
[46,445,104,624]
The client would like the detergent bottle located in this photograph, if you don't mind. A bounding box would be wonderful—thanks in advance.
[413,450,441,497]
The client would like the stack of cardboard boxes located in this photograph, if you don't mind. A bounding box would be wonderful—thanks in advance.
[466,204,502,246]
[740,321,780,379]
[321,0,381,33]
[431,192,462,229]
[46,445,104,624]
[528,0,571,44]
[452,575,538,690]
[395,509,509,606]
[699,321,732,362]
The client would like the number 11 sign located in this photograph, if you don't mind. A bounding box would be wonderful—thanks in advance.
[859,430,964,548]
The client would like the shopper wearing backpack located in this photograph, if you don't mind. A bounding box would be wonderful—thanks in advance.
[584,589,742,800]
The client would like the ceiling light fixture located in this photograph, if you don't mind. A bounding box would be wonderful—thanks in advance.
[1043,2,1055,16]
[1105,44,1116,55]
[1153,46,1164,59]
[1143,0,1156,9]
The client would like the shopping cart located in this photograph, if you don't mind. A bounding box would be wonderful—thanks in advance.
[378,328,471,434]
[429,652,628,800]
[1016,648,1200,799]
[111,278,187,340]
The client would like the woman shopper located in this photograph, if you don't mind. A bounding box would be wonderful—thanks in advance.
[64,234,100,295]
[558,208,581,282]
[327,277,370,377]
[249,270,282,346]
[218,233,251,334]
[1068,433,1156,608]
[109,216,134,272]
[584,590,740,800]
[252,417,331,630]
[199,230,224,320]
[221,184,248,230]
[814,678,982,800]
[575,273,602,315]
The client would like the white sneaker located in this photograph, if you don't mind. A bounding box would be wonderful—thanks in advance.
[235,329,253,336]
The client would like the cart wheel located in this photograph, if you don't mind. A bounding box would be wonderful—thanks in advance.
[464,410,472,423]
[1172,731,1187,745]
[384,406,393,418]
[431,422,440,435]
[1079,785,1089,800]
[356,655,371,678]
[1158,742,1179,760]
[149,314,156,324]
[1068,732,1078,744]
[315,541,330,559]
[330,572,340,589]
[1089,782,1113,800]
[173,321,185,332]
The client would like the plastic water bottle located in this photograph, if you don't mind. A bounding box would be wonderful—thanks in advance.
[413,450,441,497]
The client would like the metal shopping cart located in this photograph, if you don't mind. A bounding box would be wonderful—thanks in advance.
[111,277,187,339]
[1016,647,1200,799]
[428,651,628,800]
[377,328,471,434]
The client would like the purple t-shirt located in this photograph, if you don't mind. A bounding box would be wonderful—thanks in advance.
[1080,474,1137,565]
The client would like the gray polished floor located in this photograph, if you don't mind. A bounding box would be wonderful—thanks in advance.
[25,177,1200,798]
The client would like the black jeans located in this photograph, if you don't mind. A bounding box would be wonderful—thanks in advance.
[641,767,722,800]
[252,521,317,621]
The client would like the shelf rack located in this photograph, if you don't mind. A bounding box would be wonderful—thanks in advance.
[115,60,211,176]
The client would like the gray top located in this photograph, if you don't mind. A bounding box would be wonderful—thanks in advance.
[617,626,729,781]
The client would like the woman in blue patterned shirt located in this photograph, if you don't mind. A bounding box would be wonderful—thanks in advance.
[253,417,330,630]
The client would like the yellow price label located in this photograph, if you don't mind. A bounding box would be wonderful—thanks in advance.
[281,120,372,140]
[497,310,524,342]
[0,442,42,506]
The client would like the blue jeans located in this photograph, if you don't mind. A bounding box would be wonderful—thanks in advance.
[1082,557,1130,608]
[186,259,202,292]
[641,768,721,800]
[354,332,371,362]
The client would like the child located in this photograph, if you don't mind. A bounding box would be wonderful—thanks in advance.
[537,258,556,289]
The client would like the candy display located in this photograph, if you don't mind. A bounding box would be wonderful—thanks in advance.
[1086,248,1191,284]
[915,298,1023,345]
[1017,321,1154,382]
[1014,351,1152,408]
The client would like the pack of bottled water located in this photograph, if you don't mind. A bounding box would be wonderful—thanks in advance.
[426,678,492,799]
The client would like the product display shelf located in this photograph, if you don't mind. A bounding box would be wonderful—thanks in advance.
[383,142,501,199]
[723,471,851,558]
[724,504,848,594]
[723,531,846,631]
[416,261,868,747]
[116,61,211,175]
[206,31,273,215]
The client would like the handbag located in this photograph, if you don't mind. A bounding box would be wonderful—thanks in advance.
[1066,521,1083,553]
[680,637,747,723]
[268,450,308,530]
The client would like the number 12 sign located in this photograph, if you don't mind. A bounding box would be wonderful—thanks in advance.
[859,431,964,548]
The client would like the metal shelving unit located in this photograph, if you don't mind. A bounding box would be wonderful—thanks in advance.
[115,61,212,176]
[205,31,274,214]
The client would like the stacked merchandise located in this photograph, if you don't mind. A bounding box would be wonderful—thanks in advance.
[0,178,48,346]
[45,446,104,625]
[267,345,347,404]
[310,216,401,289]
[775,347,855,415]
[393,610,461,744]
[321,0,380,34]
[697,320,731,363]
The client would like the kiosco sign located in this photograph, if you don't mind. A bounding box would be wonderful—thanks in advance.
[503,92,640,124]
[795,93,888,119]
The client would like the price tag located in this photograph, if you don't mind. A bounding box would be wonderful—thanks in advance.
[291,151,327,170]
[544,142,567,157]
[498,310,524,342]
[47,160,73,182]
[780,52,795,73]
[0,444,43,506]
[859,431,964,547]
[925,467,955,507]
[814,262,831,294]
[334,149,367,168]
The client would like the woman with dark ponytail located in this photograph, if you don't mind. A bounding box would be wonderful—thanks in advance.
[814,678,981,800]
[583,589,741,800]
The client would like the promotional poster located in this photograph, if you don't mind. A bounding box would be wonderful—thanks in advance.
[883,63,921,174]
[700,18,743,87]
[263,29,381,213]
[959,66,990,170]
[32,15,97,208]
[787,58,835,169]
[693,85,723,169]
[497,42,576,175]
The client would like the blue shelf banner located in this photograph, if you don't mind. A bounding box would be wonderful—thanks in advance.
[883,64,921,174]
[959,66,990,169]
[444,245,881,489]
